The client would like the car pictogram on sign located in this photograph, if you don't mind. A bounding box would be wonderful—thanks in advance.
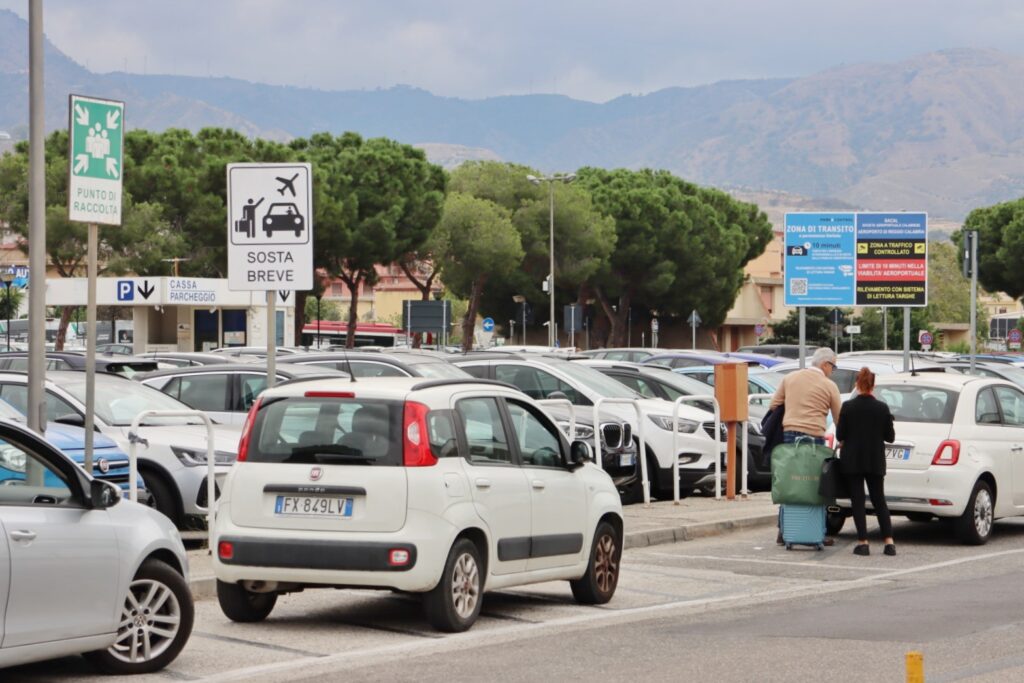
[263,202,305,238]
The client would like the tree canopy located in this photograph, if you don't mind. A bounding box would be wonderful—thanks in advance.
[956,197,1024,299]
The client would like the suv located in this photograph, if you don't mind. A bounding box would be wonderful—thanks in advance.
[452,354,723,500]
[0,352,159,377]
[212,377,623,632]
[278,350,472,380]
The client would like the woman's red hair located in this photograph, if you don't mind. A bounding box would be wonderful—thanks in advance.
[855,367,875,395]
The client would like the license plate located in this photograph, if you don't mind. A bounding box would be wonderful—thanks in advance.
[885,446,911,461]
[274,496,353,517]
[619,453,635,467]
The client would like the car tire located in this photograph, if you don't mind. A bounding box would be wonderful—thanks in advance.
[141,471,180,526]
[826,510,848,536]
[423,538,483,632]
[570,520,621,605]
[217,580,278,622]
[955,480,994,545]
[84,560,194,675]
[620,477,644,505]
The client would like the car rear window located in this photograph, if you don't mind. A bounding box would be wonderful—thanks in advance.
[249,397,403,465]
[876,385,958,423]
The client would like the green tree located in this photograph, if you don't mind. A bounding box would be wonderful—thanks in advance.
[955,197,1024,298]
[577,168,773,345]
[0,132,184,348]
[765,308,835,347]
[433,192,524,351]
[303,296,344,323]
[289,133,445,347]
[0,285,23,323]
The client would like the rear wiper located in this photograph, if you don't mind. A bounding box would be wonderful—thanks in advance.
[290,445,379,462]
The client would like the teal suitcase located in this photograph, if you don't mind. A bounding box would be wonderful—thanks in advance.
[780,504,826,550]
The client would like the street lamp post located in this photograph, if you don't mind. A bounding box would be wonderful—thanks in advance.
[527,173,575,346]
[0,270,14,349]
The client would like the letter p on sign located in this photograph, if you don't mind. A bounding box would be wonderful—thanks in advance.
[117,280,134,302]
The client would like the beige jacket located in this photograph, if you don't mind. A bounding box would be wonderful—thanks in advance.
[768,367,841,437]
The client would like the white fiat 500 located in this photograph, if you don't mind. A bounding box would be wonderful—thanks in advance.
[833,373,1024,544]
[212,377,624,632]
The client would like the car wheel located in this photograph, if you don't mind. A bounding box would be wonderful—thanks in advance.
[906,513,933,523]
[619,477,644,505]
[217,580,278,622]
[826,510,848,536]
[423,538,483,632]
[955,480,994,545]
[265,230,273,238]
[141,471,180,526]
[570,520,621,604]
[294,229,302,237]
[83,560,194,675]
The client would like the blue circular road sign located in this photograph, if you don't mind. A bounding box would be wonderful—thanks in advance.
[482,317,495,332]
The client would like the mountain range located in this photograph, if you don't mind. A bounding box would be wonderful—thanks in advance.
[2,9,1024,222]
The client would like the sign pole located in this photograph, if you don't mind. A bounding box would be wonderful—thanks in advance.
[903,307,911,372]
[798,307,806,369]
[84,224,97,471]
[27,0,46,433]
[882,306,888,351]
[570,304,576,349]
[266,291,276,388]
[970,230,978,374]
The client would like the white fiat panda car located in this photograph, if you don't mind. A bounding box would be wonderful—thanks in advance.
[212,377,624,632]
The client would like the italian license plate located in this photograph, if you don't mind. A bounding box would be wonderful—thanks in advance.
[619,453,635,467]
[885,446,911,461]
[274,496,353,517]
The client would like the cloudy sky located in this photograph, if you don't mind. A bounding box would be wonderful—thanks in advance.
[3,0,1024,102]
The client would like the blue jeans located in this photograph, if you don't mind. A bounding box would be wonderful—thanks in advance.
[782,430,825,445]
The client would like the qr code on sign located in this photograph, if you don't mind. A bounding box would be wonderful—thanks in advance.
[790,278,808,296]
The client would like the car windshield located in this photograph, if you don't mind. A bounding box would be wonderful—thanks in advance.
[649,371,716,398]
[753,371,783,390]
[412,362,471,379]
[61,376,199,426]
[876,385,959,423]
[0,399,23,421]
[552,362,639,399]
[987,365,1024,388]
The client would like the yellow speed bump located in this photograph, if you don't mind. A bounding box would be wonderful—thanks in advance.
[906,651,924,683]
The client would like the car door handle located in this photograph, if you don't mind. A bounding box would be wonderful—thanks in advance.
[10,530,36,542]
[1013,445,1023,452]
[531,480,546,490]
[474,478,492,489]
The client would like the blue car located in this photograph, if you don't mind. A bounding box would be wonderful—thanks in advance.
[0,400,147,499]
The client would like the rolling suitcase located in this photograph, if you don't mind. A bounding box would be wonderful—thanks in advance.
[780,503,826,550]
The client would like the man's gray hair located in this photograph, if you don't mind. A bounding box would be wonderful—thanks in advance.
[810,347,837,368]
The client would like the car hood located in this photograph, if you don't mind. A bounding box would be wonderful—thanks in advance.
[111,422,242,454]
[43,422,119,451]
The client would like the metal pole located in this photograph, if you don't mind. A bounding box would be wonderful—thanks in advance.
[903,306,911,372]
[84,224,97,472]
[882,306,888,351]
[266,291,276,388]
[5,284,10,348]
[569,304,576,349]
[521,304,526,345]
[970,231,978,374]
[798,307,806,369]
[548,181,555,347]
[692,319,696,349]
[317,297,322,348]
[27,0,46,433]
[627,308,631,347]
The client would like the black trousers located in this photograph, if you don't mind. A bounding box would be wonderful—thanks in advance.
[847,473,893,540]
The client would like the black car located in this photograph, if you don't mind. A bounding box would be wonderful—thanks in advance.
[0,351,159,377]
[278,350,472,379]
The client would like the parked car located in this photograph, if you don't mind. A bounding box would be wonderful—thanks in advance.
[208,346,305,360]
[0,351,159,377]
[643,352,774,370]
[771,358,920,396]
[0,371,241,527]
[452,353,723,500]
[941,361,1024,390]
[829,373,1024,545]
[736,344,820,359]
[95,343,134,355]
[580,348,667,363]
[0,399,147,500]
[278,350,473,379]
[0,418,193,673]
[137,351,257,368]
[137,363,349,425]
[212,376,623,632]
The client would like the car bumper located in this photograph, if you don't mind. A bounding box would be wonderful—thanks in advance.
[212,505,456,592]
[835,467,970,518]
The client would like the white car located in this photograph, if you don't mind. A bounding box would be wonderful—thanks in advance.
[0,418,192,673]
[212,377,624,632]
[452,355,724,500]
[0,372,241,527]
[832,373,1024,544]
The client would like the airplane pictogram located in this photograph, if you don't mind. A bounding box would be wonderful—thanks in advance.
[276,173,299,197]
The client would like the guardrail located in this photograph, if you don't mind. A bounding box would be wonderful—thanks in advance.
[671,395,722,502]
[593,398,648,505]
[128,409,217,530]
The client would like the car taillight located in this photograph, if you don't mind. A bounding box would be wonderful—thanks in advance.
[236,398,261,462]
[931,440,960,466]
[403,401,437,467]
[218,541,234,561]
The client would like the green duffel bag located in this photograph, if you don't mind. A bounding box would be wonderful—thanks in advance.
[771,437,833,505]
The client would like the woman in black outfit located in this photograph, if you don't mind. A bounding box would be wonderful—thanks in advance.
[836,367,897,556]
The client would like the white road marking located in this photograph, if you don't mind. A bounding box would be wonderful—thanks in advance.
[197,547,1024,682]
[634,551,894,572]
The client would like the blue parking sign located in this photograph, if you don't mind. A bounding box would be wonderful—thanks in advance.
[116,280,135,302]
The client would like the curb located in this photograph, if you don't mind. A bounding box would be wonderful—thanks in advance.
[188,513,778,599]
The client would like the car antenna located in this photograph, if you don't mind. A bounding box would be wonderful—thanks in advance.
[342,345,357,383]
[910,352,917,377]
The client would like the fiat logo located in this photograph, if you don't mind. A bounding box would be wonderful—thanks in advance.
[309,467,323,481]
[96,458,110,474]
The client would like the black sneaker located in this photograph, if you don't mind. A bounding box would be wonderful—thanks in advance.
[777,531,784,545]
[884,544,896,556]
[853,544,870,556]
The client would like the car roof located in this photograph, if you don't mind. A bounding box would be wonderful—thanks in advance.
[260,376,517,400]
[136,363,349,380]
[281,351,449,366]
[875,372,990,389]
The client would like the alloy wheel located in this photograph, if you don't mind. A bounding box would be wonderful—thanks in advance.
[594,533,619,593]
[450,552,480,619]
[974,488,993,539]
[108,578,182,664]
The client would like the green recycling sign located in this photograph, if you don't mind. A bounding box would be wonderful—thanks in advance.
[68,94,124,225]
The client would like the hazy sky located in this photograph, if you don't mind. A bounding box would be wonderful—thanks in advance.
[3,0,1024,102]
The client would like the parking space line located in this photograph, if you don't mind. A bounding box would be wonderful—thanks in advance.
[197,547,1024,682]
[633,551,893,572]
[193,631,326,658]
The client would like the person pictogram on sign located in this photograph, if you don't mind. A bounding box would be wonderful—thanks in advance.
[235,197,265,239]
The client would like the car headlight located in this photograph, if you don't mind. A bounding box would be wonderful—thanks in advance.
[556,421,595,440]
[171,446,237,466]
[648,415,700,433]
[0,446,26,472]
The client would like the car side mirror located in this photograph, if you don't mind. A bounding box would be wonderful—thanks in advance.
[569,440,593,469]
[90,479,121,510]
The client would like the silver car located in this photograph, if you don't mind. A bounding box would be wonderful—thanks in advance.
[0,418,193,673]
